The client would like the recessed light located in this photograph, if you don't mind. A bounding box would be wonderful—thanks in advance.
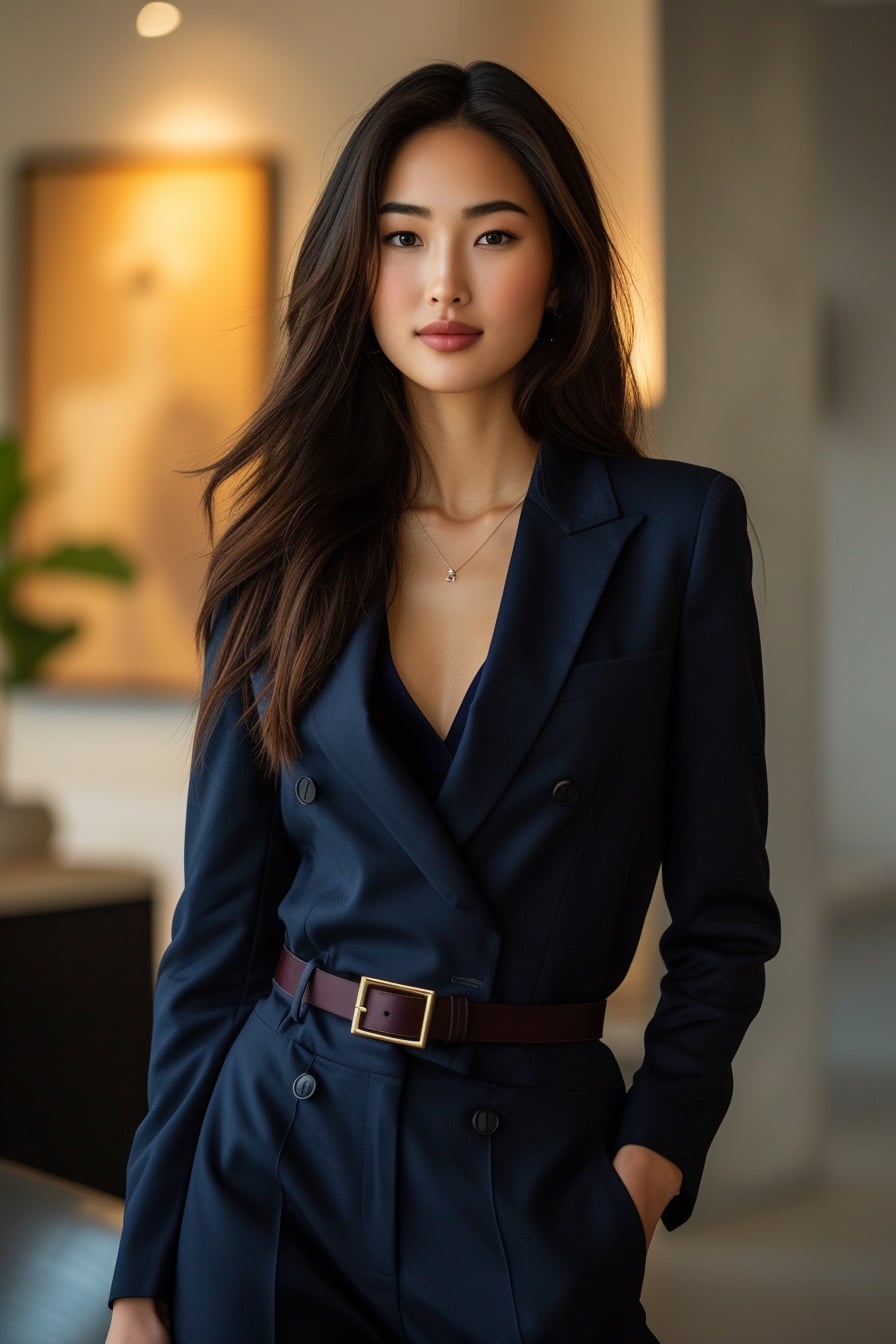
[136,3,182,39]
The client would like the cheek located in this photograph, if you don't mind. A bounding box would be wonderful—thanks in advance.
[370,269,405,342]
[491,265,553,326]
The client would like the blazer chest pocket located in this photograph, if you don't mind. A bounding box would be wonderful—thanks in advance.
[555,647,672,703]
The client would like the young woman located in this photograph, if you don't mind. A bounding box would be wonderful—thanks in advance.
[106,60,780,1344]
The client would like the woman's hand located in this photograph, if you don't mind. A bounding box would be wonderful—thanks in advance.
[612,1143,683,1248]
[105,1297,171,1344]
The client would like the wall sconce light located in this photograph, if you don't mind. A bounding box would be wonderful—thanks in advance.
[136,3,182,38]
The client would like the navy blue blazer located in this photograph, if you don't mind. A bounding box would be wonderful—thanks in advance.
[110,441,781,1302]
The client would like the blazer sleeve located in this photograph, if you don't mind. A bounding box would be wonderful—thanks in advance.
[614,471,781,1229]
[109,612,298,1303]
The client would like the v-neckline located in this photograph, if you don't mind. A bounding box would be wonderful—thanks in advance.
[383,454,539,746]
[382,622,484,748]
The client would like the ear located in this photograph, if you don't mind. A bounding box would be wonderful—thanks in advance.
[546,285,561,311]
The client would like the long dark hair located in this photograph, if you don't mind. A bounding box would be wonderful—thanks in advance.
[196,60,643,770]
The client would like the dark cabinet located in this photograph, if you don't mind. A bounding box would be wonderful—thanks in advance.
[0,862,154,1197]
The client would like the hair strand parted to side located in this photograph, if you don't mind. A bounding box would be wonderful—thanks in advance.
[195,60,644,772]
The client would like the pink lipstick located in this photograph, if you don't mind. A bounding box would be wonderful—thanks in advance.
[416,321,482,352]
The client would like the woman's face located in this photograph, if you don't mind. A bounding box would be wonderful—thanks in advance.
[369,124,558,401]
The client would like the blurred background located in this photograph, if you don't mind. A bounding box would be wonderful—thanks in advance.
[0,2,894,1341]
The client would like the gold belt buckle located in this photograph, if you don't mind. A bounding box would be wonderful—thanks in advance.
[350,975,436,1049]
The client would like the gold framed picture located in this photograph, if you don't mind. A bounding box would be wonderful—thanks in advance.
[18,156,275,692]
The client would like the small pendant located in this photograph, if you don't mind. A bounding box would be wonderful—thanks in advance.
[446,568,457,583]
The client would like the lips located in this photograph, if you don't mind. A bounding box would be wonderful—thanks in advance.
[416,321,482,352]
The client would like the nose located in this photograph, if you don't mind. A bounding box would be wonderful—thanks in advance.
[427,245,470,307]
[428,285,467,306]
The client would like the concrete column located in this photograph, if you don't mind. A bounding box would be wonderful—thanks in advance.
[658,0,823,1206]
[818,4,896,871]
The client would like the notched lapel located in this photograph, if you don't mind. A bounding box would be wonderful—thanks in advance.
[303,596,487,915]
[437,444,644,846]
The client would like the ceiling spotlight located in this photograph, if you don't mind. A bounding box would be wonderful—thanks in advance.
[137,3,182,38]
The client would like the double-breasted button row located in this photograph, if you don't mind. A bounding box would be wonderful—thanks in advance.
[297,774,577,808]
[292,1077,497,1133]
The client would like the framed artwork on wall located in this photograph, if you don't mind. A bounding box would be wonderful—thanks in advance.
[17,156,275,692]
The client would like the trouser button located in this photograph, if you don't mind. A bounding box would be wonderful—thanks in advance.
[471,1108,500,1136]
[292,1073,316,1099]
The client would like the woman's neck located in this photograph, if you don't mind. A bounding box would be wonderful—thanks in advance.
[406,384,539,519]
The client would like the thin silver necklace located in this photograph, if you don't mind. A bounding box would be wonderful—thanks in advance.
[409,492,527,582]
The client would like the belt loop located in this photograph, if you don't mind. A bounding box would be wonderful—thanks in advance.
[289,954,321,1023]
[446,994,470,1045]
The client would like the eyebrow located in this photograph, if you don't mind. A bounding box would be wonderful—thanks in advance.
[377,199,530,219]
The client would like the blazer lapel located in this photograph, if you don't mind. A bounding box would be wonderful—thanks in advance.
[436,442,644,846]
[302,441,642,893]
[303,596,486,912]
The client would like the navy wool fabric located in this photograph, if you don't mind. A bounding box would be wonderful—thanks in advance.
[109,442,781,1343]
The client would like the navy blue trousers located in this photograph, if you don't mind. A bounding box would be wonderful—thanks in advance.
[172,985,658,1343]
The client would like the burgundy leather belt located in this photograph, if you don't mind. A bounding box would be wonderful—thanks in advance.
[274,947,606,1049]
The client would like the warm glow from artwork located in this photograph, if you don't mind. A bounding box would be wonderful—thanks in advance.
[21,159,272,692]
[136,96,253,149]
[136,3,182,39]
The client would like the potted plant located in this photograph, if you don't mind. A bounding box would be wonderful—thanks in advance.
[0,429,135,856]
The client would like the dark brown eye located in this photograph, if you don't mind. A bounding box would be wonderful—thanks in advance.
[383,231,419,248]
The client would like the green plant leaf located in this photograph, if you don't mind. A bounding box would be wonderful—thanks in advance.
[0,606,79,683]
[25,541,136,581]
[0,431,30,544]
[0,429,138,682]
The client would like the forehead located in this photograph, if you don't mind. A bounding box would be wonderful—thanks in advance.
[380,124,541,212]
